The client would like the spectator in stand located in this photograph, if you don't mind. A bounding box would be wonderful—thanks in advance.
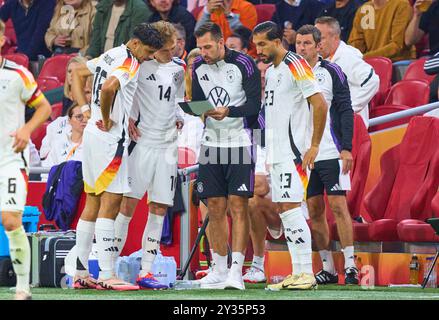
[424,52,439,103]
[0,0,56,61]
[40,75,92,160]
[41,104,86,168]
[195,0,257,41]
[172,23,188,60]
[45,0,96,56]
[318,0,363,42]
[147,0,196,51]
[316,16,379,127]
[85,0,151,58]
[226,32,249,54]
[62,56,89,115]
[405,0,439,56]
[348,0,415,62]
[271,0,324,50]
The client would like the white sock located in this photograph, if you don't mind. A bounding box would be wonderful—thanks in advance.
[319,250,336,274]
[280,207,313,275]
[6,226,30,293]
[212,252,228,273]
[343,246,356,270]
[140,213,164,277]
[95,218,116,280]
[75,219,95,277]
[113,213,132,265]
[230,252,245,277]
[252,255,265,272]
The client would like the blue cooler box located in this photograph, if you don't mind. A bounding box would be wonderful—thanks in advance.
[0,206,40,257]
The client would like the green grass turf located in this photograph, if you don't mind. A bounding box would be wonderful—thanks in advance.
[1,284,439,300]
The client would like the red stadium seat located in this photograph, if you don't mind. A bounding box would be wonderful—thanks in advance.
[384,80,430,108]
[330,114,372,241]
[4,19,16,45]
[397,148,439,242]
[364,57,393,109]
[403,57,436,83]
[37,76,62,91]
[369,104,412,131]
[51,102,63,120]
[178,147,197,169]
[4,53,29,68]
[191,6,204,19]
[38,54,71,84]
[363,117,439,241]
[30,121,50,150]
[255,4,276,24]
[432,192,439,217]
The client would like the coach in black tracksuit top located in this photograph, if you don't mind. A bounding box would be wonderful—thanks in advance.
[191,22,261,290]
[295,25,359,286]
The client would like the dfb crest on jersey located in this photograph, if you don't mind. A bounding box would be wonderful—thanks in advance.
[173,70,184,84]
[208,86,231,107]
[276,73,283,87]
[226,69,236,83]
[0,79,10,91]
[315,72,326,85]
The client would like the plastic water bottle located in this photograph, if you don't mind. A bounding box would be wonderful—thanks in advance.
[127,250,142,284]
[115,257,131,283]
[165,256,177,288]
[409,254,420,285]
[424,256,437,288]
[174,280,201,290]
[152,251,168,286]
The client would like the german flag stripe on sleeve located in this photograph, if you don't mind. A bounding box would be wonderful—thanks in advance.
[114,54,139,80]
[284,53,315,82]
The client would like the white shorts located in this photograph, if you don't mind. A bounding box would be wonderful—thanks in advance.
[0,167,28,213]
[270,157,308,203]
[124,144,178,207]
[255,145,268,176]
[82,130,130,195]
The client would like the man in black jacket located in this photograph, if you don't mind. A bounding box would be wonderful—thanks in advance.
[295,25,357,286]
[147,0,196,51]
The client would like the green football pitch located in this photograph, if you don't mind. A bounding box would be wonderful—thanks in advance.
[1,284,439,300]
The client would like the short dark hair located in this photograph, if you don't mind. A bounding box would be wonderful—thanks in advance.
[252,21,282,41]
[233,26,252,50]
[132,23,163,49]
[194,22,223,41]
[296,24,321,44]
[173,23,186,41]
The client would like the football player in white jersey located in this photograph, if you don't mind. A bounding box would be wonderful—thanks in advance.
[70,23,164,291]
[111,21,185,290]
[0,20,52,300]
[295,25,357,285]
[252,21,328,290]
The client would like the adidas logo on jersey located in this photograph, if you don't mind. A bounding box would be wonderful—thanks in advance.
[237,184,248,192]
[281,191,290,199]
[330,184,342,191]
[200,74,209,81]
[6,197,16,205]
[146,74,156,81]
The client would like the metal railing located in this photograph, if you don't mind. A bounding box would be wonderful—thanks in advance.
[369,101,439,127]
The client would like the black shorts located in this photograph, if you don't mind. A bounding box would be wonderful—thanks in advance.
[307,159,347,199]
[196,145,255,199]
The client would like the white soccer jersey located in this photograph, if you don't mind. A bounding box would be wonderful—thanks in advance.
[86,44,140,143]
[308,59,354,162]
[192,49,261,148]
[130,57,186,148]
[39,116,70,160]
[0,59,45,170]
[264,52,321,164]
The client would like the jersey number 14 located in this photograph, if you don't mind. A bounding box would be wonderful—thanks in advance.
[158,85,171,102]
